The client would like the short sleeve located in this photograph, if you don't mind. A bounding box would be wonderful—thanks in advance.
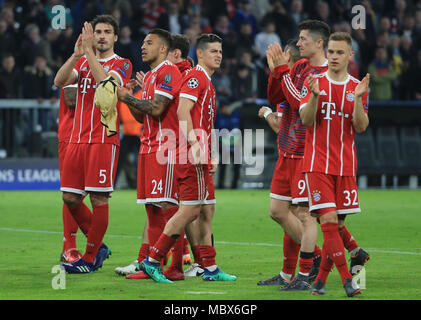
[179,72,202,102]
[73,56,85,81]
[109,59,133,86]
[154,66,182,100]
[299,77,311,111]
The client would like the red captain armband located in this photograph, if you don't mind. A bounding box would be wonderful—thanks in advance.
[274,64,290,80]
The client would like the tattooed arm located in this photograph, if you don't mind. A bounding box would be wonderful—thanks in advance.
[118,86,171,120]
[63,86,77,109]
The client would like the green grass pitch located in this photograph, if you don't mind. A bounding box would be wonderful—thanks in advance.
[0,189,420,300]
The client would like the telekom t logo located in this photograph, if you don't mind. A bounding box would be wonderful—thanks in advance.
[321,102,336,120]
[80,77,92,93]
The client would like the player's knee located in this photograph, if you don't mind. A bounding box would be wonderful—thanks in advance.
[269,207,288,223]
[62,192,81,209]
[89,192,109,207]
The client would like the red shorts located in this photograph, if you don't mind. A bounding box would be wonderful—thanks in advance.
[58,141,68,176]
[305,172,361,217]
[204,175,216,205]
[137,150,179,206]
[270,156,308,204]
[176,163,211,205]
[60,143,119,195]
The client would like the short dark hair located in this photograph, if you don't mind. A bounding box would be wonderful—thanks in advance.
[298,19,331,49]
[91,14,119,35]
[285,38,300,63]
[170,34,190,59]
[149,28,173,53]
[196,33,222,51]
[329,32,352,49]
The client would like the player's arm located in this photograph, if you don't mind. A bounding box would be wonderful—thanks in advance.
[63,85,78,109]
[352,73,370,133]
[266,44,288,104]
[258,106,281,134]
[299,74,319,126]
[81,22,110,84]
[118,88,170,120]
[54,34,82,87]
[177,97,196,145]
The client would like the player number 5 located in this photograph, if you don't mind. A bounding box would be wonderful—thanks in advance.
[99,169,107,184]
[343,190,358,206]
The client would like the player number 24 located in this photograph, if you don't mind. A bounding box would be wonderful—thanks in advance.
[151,179,163,194]
[343,190,358,206]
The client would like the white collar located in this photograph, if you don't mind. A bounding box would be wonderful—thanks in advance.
[98,53,117,62]
[196,64,211,80]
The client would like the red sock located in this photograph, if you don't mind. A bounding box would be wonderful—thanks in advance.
[137,242,149,263]
[149,233,177,262]
[198,245,217,268]
[282,233,300,275]
[314,246,334,284]
[339,225,359,253]
[82,204,109,264]
[191,245,202,266]
[67,201,92,236]
[298,252,314,275]
[320,223,352,284]
[169,230,185,272]
[146,205,167,247]
[62,203,78,252]
[183,236,190,255]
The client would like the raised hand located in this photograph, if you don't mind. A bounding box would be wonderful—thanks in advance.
[81,22,95,53]
[74,34,83,58]
[135,71,145,89]
[355,73,370,97]
[266,43,289,69]
[258,106,272,118]
[307,74,320,96]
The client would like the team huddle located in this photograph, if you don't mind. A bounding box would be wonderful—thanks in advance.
[54,14,370,297]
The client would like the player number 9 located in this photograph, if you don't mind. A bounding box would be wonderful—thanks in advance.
[298,180,306,195]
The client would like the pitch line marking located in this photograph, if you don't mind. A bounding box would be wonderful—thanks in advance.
[1,227,421,256]
[185,291,227,295]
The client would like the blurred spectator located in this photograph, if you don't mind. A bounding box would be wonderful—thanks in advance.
[185,27,199,63]
[249,0,271,22]
[115,25,144,72]
[22,0,50,34]
[230,0,258,36]
[368,46,398,100]
[22,55,58,130]
[0,17,17,56]
[212,61,233,106]
[312,0,332,27]
[235,21,256,60]
[378,16,393,35]
[231,62,257,100]
[136,0,165,38]
[238,51,258,97]
[290,0,308,25]
[157,1,185,34]
[261,0,298,45]
[20,23,54,69]
[0,53,21,98]
[71,0,105,35]
[103,0,133,21]
[254,19,281,60]
[22,55,56,101]
[213,14,237,62]
[51,26,75,67]
[402,48,421,99]
[400,14,416,39]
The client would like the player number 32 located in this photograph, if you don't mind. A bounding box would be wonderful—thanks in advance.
[343,189,358,206]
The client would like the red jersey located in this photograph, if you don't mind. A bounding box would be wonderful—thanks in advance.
[178,64,217,158]
[300,72,369,176]
[268,59,328,158]
[70,54,132,145]
[58,84,77,143]
[139,60,182,154]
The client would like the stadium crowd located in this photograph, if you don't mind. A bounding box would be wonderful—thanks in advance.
[1,0,421,102]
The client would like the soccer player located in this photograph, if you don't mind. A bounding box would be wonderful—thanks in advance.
[140,34,236,283]
[58,84,83,263]
[299,32,370,297]
[54,15,133,273]
[115,29,184,281]
[258,20,330,290]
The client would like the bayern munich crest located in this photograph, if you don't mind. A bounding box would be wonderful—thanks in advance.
[346,91,355,102]
[312,190,322,202]
[187,78,199,89]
